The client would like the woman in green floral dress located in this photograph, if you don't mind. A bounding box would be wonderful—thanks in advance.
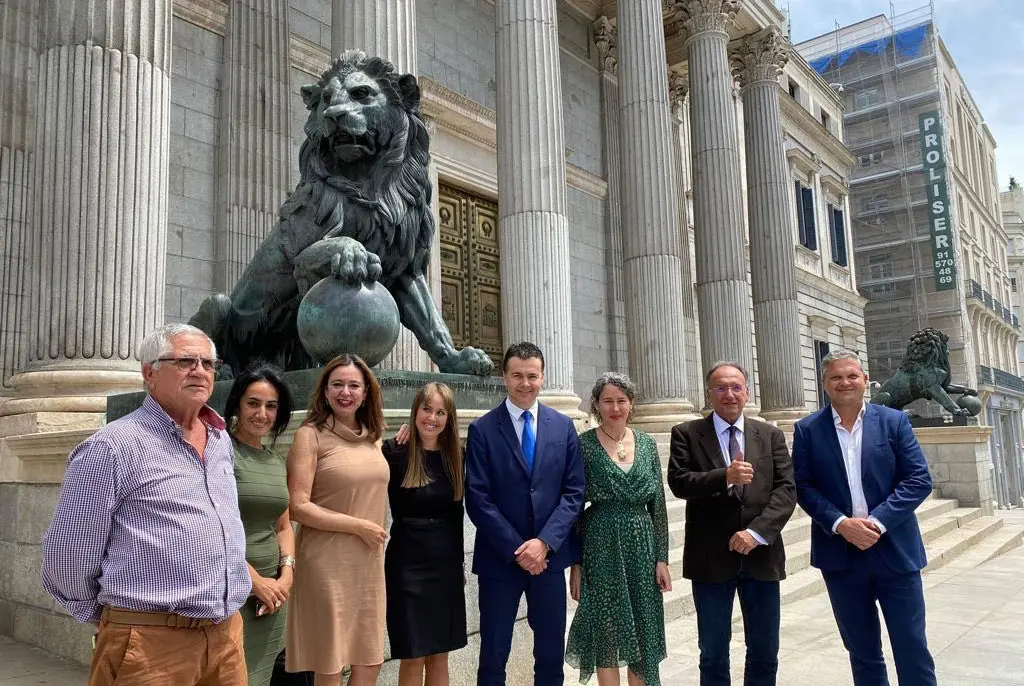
[566,372,672,686]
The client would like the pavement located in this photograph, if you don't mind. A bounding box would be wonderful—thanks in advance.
[3,511,1024,685]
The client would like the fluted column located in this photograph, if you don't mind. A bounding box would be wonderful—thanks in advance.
[0,0,38,397]
[3,0,172,417]
[334,0,417,73]
[496,0,578,408]
[733,28,805,418]
[216,0,293,291]
[673,0,752,380]
[333,0,430,371]
[616,1,694,427]
[593,17,629,374]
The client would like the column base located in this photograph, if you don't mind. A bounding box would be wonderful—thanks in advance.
[0,369,144,417]
[630,401,701,432]
[538,392,587,426]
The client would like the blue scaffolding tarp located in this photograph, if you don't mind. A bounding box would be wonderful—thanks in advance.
[809,23,931,75]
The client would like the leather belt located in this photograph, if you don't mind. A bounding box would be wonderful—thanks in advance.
[101,607,218,629]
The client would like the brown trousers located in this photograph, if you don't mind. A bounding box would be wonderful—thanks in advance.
[88,611,247,685]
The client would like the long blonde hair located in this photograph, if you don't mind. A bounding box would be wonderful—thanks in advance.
[402,382,464,500]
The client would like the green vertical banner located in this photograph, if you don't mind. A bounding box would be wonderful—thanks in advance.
[919,111,957,291]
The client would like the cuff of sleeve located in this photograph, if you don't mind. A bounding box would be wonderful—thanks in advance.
[66,599,102,624]
[832,515,848,534]
[868,516,887,535]
[745,528,768,546]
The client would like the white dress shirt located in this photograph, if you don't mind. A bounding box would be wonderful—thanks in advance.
[710,412,767,546]
[505,397,540,445]
[831,404,887,535]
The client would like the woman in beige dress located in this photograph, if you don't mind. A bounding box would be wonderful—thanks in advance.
[286,353,389,686]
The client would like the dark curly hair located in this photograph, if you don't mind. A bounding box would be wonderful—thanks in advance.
[224,362,294,444]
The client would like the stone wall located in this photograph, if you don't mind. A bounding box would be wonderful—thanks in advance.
[165,18,224,323]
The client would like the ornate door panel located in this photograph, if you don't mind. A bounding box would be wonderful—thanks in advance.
[437,184,503,365]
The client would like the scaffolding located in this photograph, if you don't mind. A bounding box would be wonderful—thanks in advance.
[799,3,970,392]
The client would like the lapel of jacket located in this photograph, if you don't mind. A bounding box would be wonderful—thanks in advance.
[696,415,728,470]
[819,405,854,508]
[531,403,552,482]
[860,402,880,487]
[744,419,763,471]
[495,401,531,476]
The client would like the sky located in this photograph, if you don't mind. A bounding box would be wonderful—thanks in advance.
[784,0,1024,191]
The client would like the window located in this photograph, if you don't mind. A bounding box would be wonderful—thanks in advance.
[855,86,882,110]
[814,340,831,409]
[795,181,817,250]
[788,80,800,101]
[1012,277,1018,294]
[820,109,831,131]
[861,193,889,213]
[868,253,893,280]
[828,204,848,267]
[858,151,885,167]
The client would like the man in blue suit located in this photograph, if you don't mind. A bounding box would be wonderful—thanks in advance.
[465,341,585,686]
[792,350,936,686]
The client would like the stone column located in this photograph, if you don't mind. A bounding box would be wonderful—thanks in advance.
[732,28,805,421]
[668,70,702,411]
[673,0,752,380]
[215,0,294,292]
[616,1,695,428]
[1,0,173,424]
[593,17,629,374]
[0,0,38,397]
[333,0,417,72]
[333,0,431,371]
[495,0,579,411]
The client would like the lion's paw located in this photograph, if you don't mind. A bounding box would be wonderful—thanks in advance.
[437,346,495,376]
[328,239,383,285]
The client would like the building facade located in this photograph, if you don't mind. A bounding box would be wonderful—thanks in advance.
[799,4,1022,508]
[1001,184,1024,507]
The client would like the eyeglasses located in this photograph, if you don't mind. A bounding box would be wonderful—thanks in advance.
[156,357,222,373]
[710,384,746,395]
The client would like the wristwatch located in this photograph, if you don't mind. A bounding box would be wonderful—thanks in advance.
[279,554,296,569]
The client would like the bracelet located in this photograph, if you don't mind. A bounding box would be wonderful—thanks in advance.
[279,554,296,569]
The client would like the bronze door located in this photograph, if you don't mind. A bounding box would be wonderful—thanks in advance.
[437,184,503,366]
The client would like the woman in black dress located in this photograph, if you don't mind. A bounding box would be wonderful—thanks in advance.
[383,382,467,686]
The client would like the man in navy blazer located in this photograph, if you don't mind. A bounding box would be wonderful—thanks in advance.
[465,342,585,686]
[792,350,936,686]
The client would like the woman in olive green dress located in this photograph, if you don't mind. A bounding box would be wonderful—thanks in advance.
[566,372,672,686]
[225,363,297,686]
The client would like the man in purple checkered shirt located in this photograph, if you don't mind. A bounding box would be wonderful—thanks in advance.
[42,323,251,685]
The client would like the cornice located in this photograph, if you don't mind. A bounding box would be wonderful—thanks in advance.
[779,91,856,167]
[819,172,849,198]
[291,35,330,77]
[797,268,869,307]
[786,147,820,175]
[173,0,228,35]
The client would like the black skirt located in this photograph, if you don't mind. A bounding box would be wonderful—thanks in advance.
[385,516,468,659]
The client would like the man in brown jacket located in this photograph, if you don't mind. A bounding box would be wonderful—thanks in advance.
[667,361,796,686]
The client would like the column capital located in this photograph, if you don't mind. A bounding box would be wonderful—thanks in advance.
[671,0,740,36]
[731,27,790,88]
[668,68,689,112]
[592,15,617,74]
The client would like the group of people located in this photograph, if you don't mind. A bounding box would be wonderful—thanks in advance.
[39,322,938,686]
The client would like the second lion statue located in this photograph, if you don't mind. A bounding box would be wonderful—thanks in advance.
[189,51,494,376]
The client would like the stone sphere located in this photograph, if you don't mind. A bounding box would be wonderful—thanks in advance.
[296,276,401,367]
[956,394,983,417]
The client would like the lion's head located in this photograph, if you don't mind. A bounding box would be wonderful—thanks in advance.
[901,327,951,373]
[298,50,429,181]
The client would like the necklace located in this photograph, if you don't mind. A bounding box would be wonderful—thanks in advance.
[598,425,629,461]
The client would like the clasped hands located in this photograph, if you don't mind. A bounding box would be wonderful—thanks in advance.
[251,567,293,616]
[837,517,882,550]
[515,538,549,575]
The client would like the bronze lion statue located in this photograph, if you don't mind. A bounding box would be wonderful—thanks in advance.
[870,327,979,416]
[189,51,493,375]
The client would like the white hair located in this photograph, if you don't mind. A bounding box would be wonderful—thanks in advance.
[820,349,863,378]
[139,323,216,367]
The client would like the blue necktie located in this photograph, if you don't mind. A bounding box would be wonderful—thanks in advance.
[522,410,536,472]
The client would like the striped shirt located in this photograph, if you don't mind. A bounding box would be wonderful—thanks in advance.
[41,395,251,623]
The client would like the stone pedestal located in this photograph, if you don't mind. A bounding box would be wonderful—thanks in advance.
[915,425,995,515]
[495,0,579,410]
